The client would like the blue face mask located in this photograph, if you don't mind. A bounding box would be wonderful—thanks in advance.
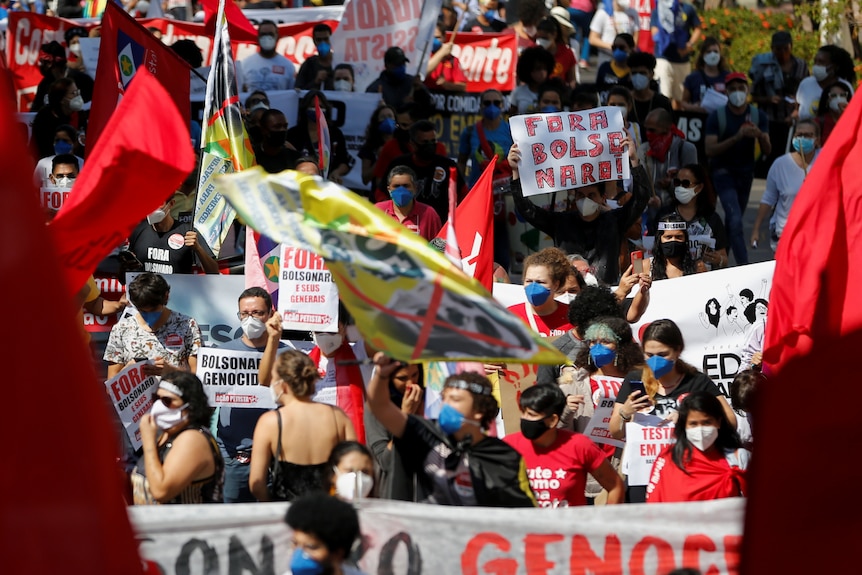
[646,355,675,379]
[54,140,73,155]
[792,136,815,154]
[139,310,162,328]
[483,104,502,120]
[390,185,413,207]
[392,64,407,79]
[378,117,397,135]
[306,109,317,122]
[316,41,331,57]
[524,282,551,306]
[612,48,628,63]
[541,105,560,113]
[590,343,616,368]
[485,9,499,20]
[289,549,325,575]
[438,403,465,435]
[432,38,443,52]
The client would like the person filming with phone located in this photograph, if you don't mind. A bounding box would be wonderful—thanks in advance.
[609,319,736,502]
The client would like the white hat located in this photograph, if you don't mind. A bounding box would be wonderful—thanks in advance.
[550,6,575,31]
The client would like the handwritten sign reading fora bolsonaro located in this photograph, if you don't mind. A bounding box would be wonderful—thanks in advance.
[510,107,630,197]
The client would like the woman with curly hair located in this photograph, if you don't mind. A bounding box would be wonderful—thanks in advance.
[249,350,356,502]
[507,247,574,338]
[650,213,698,280]
[131,371,224,505]
[509,46,557,115]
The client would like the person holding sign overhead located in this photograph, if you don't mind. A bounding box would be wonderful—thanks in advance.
[508,108,651,285]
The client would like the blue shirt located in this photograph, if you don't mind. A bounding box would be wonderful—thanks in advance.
[459,120,513,187]
[651,3,701,63]
[683,69,729,104]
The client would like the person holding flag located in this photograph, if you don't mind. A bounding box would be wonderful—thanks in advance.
[286,90,352,184]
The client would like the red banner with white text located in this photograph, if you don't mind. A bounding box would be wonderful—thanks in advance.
[447,31,517,93]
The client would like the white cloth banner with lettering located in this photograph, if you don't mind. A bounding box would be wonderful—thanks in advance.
[131,497,745,574]
[104,361,158,451]
[195,347,277,409]
[510,106,631,197]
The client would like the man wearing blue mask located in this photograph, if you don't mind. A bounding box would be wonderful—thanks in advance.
[237,20,296,92]
[367,353,537,507]
[374,166,442,241]
[365,46,433,113]
[296,24,335,91]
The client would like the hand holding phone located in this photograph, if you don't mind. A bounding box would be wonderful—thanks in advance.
[631,250,644,275]
[629,380,646,397]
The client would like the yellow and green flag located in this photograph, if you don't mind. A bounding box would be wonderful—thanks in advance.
[216,167,567,365]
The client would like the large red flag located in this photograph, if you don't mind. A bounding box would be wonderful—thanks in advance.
[436,158,496,291]
[762,81,862,372]
[0,69,144,574]
[51,70,196,294]
[87,1,191,151]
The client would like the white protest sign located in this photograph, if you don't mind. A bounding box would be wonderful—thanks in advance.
[622,414,675,486]
[104,361,158,451]
[39,186,72,211]
[510,106,631,198]
[278,245,339,333]
[583,397,625,448]
[77,37,99,79]
[591,374,623,404]
[196,347,277,409]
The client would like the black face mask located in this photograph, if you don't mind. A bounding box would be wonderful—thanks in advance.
[265,130,287,147]
[415,142,436,160]
[520,417,550,440]
[661,240,688,259]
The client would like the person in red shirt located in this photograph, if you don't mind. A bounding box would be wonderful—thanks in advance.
[505,384,624,507]
[425,22,467,93]
[507,247,574,338]
[374,165,442,241]
[646,390,749,503]
[535,16,578,88]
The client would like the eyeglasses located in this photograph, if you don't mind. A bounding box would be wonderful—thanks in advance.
[237,310,269,320]
[482,99,503,107]
[673,178,698,188]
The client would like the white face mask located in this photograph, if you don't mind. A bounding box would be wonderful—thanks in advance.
[147,208,167,225]
[686,425,718,451]
[829,96,848,112]
[53,175,74,188]
[151,400,188,431]
[536,38,552,50]
[334,469,374,500]
[557,293,576,304]
[575,197,600,217]
[333,79,352,92]
[674,185,697,204]
[728,90,747,107]
[703,52,721,67]
[69,43,82,56]
[68,95,84,112]
[314,332,344,355]
[270,381,283,404]
[523,25,537,36]
[241,316,267,340]
[616,0,630,9]
[812,64,829,82]
[259,35,277,51]
[631,73,649,91]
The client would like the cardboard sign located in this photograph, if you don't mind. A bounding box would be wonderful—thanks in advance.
[583,397,625,448]
[278,245,339,333]
[104,361,159,451]
[510,106,631,198]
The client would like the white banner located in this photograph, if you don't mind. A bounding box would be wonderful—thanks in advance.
[584,397,626,448]
[278,244,339,333]
[622,414,675,486]
[130,498,745,574]
[104,361,158,451]
[510,107,631,197]
[195,347,277,409]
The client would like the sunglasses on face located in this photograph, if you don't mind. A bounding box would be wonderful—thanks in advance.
[483,99,502,107]
[673,178,698,188]
[829,92,849,99]
[152,394,179,408]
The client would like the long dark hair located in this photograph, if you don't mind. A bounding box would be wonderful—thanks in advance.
[671,391,741,471]
[651,213,697,280]
[704,298,721,328]
[160,371,214,428]
[363,103,397,152]
[673,163,717,218]
[640,319,699,395]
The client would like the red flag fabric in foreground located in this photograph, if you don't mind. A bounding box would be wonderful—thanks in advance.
[202,0,258,42]
[51,70,195,293]
[763,84,862,372]
[88,1,190,150]
[0,70,143,574]
[436,158,496,291]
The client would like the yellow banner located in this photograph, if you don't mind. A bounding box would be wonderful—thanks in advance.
[216,168,566,364]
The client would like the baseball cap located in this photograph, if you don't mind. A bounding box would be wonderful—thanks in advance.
[550,6,575,31]
[725,72,748,85]
[771,31,792,47]
[384,46,409,65]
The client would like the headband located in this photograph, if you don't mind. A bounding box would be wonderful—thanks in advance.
[584,322,620,344]
[444,379,492,396]
[158,381,184,398]
[657,221,686,231]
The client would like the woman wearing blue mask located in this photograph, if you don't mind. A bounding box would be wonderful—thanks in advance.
[507,247,574,339]
[595,33,635,99]
[588,0,640,68]
[285,493,367,575]
[609,318,736,502]
[366,353,536,507]
[358,103,398,197]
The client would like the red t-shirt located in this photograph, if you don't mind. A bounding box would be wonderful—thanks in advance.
[552,45,577,81]
[505,429,607,507]
[374,199,443,241]
[646,445,748,503]
[507,302,572,338]
[373,140,449,184]
[424,56,468,89]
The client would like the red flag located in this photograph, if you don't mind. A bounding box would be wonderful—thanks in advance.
[88,1,191,151]
[0,69,144,574]
[436,157,496,291]
[51,70,195,293]
[202,0,259,42]
[762,81,862,372]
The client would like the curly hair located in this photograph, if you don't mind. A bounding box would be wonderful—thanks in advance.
[574,316,644,372]
[651,213,697,280]
[522,247,571,290]
[274,350,320,398]
[567,285,624,337]
[516,46,556,86]
[444,372,499,429]
[817,45,856,85]
[670,391,740,471]
[285,493,360,558]
[159,371,213,428]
